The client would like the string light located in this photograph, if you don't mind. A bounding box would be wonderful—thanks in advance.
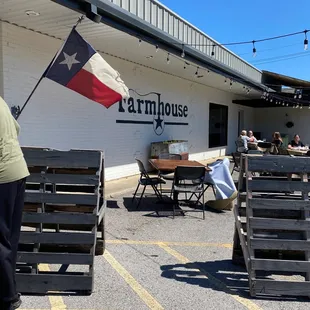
[211,44,215,56]
[224,78,227,84]
[252,41,257,57]
[181,45,185,58]
[304,30,308,50]
[230,80,233,89]
[167,53,170,64]
[195,67,199,76]
[139,39,142,46]
[155,45,159,52]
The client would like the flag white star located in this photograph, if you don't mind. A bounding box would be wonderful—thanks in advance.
[59,52,80,70]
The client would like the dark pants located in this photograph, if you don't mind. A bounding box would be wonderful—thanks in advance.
[0,178,26,307]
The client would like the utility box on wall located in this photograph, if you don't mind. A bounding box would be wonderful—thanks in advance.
[150,140,189,159]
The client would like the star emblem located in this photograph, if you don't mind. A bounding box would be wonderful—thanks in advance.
[153,114,165,136]
[154,114,163,129]
[59,52,80,70]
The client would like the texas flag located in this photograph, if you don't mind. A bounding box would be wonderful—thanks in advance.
[44,28,129,108]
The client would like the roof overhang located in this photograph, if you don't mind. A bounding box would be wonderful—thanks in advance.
[51,0,267,92]
[262,70,310,90]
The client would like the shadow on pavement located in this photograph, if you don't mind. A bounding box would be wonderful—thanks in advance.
[160,259,309,302]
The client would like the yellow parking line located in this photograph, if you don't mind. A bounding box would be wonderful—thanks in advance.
[38,264,67,310]
[158,243,262,310]
[103,250,164,310]
[106,239,232,248]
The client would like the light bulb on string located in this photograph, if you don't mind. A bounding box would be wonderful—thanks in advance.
[167,53,170,64]
[299,94,302,99]
[211,44,215,56]
[270,98,273,103]
[224,78,227,84]
[195,67,199,76]
[155,45,159,52]
[230,80,233,89]
[300,105,303,109]
[294,94,297,99]
[181,45,185,58]
[282,102,285,106]
[252,41,257,57]
[304,30,308,50]
[286,103,289,107]
[138,39,142,46]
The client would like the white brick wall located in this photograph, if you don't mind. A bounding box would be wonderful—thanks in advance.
[1,22,254,181]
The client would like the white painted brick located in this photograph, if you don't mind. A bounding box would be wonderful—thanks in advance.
[1,22,255,181]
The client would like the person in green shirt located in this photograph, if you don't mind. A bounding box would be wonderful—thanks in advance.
[0,96,29,310]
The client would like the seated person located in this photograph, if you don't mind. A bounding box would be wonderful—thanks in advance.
[272,132,283,147]
[236,130,254,153]
[288,134,305,149]
[248,130,257,142]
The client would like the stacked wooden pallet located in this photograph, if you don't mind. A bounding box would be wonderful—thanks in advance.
[16,147,105,295]
[233,154,310,297]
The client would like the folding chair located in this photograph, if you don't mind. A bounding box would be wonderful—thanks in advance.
[172,166,206,219]
[157,153,182,193]
[132,158,166,209]
[231,152,241,175]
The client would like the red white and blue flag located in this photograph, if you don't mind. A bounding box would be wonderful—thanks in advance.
[44,28,129,108]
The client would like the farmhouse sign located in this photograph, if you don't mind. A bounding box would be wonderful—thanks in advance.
[116,93,188,135]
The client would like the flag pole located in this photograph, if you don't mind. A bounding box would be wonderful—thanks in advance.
[16,15,85,120]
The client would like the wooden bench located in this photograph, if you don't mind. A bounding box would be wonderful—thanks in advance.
[233,154,310,297]
[16,147,105,295]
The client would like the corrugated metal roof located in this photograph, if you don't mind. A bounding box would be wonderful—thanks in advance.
[106,0,262,83]
[0,0,262,96]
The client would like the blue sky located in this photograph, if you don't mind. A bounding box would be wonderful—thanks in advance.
[160,0,310,81]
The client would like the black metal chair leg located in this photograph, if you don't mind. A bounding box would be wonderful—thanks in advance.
[212,185,216,197]
[136,185,146,209]
[132,183,140,203]
[202,186,205,220]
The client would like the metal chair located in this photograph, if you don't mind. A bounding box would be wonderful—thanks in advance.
[132,158,166,209]
[172,166,206,219]
[158,153,182,193]
[231,152,241,176]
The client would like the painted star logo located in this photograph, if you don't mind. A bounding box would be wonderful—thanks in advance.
[153,114,165,136]
[59,52,80,70]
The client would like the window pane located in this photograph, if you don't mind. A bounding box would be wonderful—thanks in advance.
[209,103,228,148]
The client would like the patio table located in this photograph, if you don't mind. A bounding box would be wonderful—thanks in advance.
[287,149,308,156]
[149,159,211,172]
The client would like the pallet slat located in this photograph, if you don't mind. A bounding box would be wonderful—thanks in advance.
[252,258,310,272]
[25,192,98,205]
[251,238,310,250]
[249,180,310,192]
[19,232,94,244]
[253,279,310,296]
[247,155,310,173]
[249,217,310,231]
[22,212,96,225]
[27,173,99,185]
[249,198,310,210]
[17,252,93,264]
[16,274,93,293]
[22,148,101,168]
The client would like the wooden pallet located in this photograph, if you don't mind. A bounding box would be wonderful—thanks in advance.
[16,147,105,295]
[233,154,310,297]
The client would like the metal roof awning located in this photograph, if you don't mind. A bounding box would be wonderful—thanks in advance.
[262,70,310,90]
[51,0,267,93]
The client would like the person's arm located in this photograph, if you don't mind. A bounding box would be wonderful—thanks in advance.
[288,141,293,149]
[301,141,305,147]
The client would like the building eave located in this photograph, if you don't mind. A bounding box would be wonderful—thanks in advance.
[52,0,267,92]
